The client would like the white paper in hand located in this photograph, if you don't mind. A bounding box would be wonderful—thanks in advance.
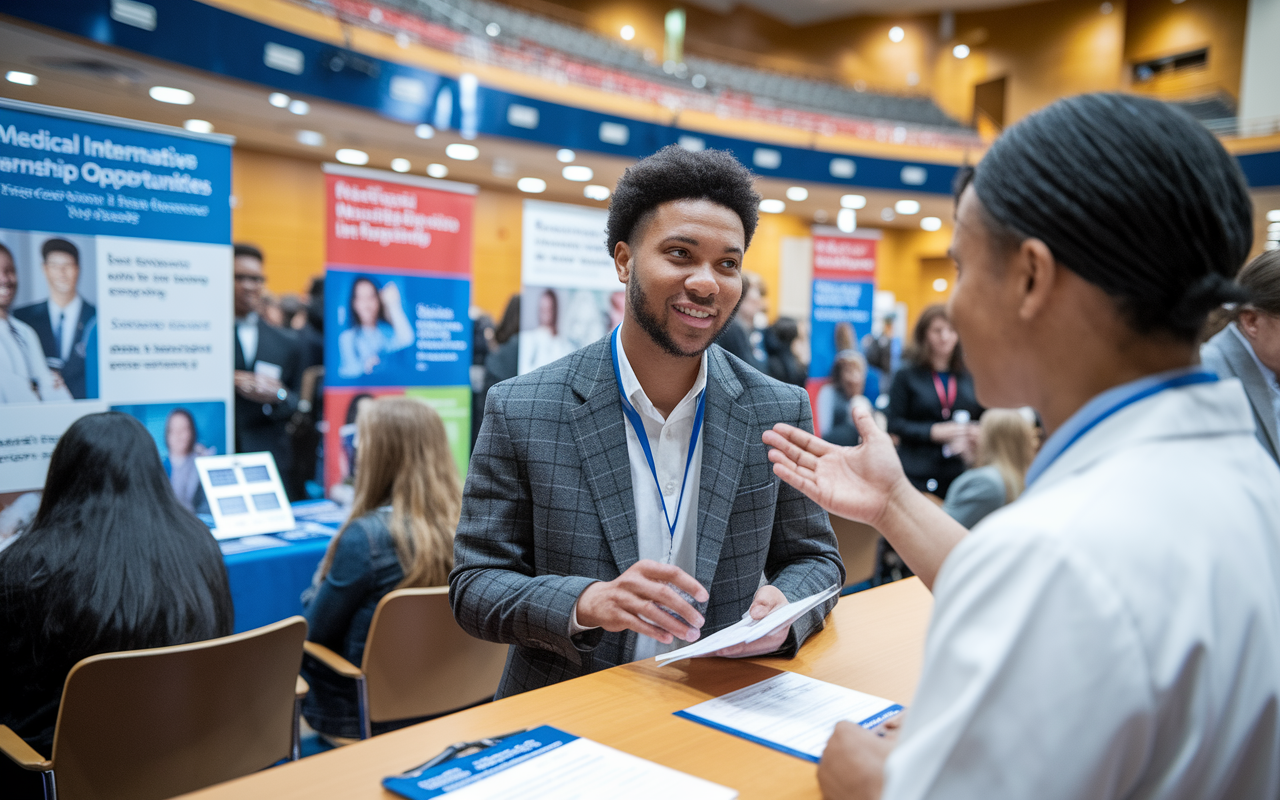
[655,584,840,666]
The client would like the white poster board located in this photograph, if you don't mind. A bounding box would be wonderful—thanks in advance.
[196,451,295,539]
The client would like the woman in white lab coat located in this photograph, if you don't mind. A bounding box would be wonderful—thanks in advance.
[765,93,1280,799]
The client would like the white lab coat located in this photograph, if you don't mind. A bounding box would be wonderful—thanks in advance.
[883,378,1280,799]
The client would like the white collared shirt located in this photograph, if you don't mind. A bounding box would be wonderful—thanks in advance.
[1230,322,1280,427]
[236,312,259,366]
[0,314,71,403]
[46,295,83,362]
[570,321,709,661]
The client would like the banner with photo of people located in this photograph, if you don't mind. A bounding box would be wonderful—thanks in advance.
[321,164,475,497]
[0,98,233,525]
[807,228,878,438]
[519,199,623,375]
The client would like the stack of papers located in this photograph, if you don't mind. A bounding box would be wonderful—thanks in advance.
[655,584,840,665]
[383,725,737,799]
[675,673,903,763]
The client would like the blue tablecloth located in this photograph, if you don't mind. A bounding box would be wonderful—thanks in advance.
[218,501,344,634]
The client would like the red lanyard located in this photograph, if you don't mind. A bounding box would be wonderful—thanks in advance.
[932,371,957,419]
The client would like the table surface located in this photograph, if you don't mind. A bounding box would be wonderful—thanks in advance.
[180,577,934,800]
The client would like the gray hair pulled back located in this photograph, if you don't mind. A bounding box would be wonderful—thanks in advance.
[970,93,1253,341]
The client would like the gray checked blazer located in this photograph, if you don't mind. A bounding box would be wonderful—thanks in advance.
[1201,325,1280,465]
[450,336,844,698]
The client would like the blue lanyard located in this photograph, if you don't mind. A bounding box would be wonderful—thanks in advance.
[610,326,707,541]
[1025,369,1218,488]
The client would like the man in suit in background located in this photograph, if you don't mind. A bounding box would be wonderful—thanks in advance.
[232,243,303,498]
[14,238,96,399]
[451,146,843,698]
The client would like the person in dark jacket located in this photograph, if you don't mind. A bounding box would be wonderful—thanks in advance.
[765,317,808,387]
[886,304,982,497]
[301,397,462,742]
[0,413,232,796]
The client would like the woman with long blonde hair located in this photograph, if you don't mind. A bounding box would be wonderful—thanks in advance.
[300,396,462,741]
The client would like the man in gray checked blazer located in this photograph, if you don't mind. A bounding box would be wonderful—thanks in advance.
[451,146,844,698]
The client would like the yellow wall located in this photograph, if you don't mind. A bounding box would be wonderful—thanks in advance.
[231,148,326,296]
[1124,0,1249,102]
[877,226,955,329]
[749,213,810,321]
[471,189,525,319]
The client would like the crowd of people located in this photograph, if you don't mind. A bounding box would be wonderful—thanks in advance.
[3,92,1280,799]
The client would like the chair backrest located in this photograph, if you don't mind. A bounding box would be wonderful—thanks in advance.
[829,513,879,587]
[50,616,307,800]
[361,588,508,723]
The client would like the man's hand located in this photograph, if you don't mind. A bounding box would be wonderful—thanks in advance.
[708,585,791,658]
[234,370,283,404]
[817,719,897,800]
[575,560,708,644]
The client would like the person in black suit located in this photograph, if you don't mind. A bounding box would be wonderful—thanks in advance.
[232,244,304,499]
[886,304,982,498]
[13,238,96,399]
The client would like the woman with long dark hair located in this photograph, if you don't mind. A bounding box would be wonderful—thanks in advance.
[885,305,982,497]
[0,412,233,773]
[336,276,414,379]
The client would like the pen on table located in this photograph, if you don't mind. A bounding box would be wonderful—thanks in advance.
[398,728,530,777]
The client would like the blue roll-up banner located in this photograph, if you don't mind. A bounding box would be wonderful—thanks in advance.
[0,98,234,518]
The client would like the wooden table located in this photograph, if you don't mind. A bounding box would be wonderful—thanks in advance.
[180,578,933,800]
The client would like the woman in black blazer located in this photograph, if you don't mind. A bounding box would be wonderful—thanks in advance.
[887,305,983,498]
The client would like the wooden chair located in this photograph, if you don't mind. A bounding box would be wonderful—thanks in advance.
[0,616,307,800]
[829,512,880,588]
[304,587,508,740]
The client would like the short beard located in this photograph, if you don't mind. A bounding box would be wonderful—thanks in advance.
[627,266,742,358]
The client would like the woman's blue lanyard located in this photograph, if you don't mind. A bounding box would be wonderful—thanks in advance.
[610,326,707,541]
[1025,370,1218,488]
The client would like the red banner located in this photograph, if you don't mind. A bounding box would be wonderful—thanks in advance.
[325,173,473,274]
[812,235,877,281]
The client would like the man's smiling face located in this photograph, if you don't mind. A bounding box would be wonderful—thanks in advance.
[620,198,745,358]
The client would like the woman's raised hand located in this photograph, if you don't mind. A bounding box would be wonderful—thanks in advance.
[764,406,910,527]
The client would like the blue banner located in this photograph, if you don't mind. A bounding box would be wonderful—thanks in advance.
[0,100,231,244]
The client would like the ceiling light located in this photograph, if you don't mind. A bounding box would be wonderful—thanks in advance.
[556,148,576,163]
[692,74,707,89]
[1268,210,1280,222]
[921,216,942,231]
[5,71,37,86]
[518,177,547,193]
[1270,230,1280,241]
[269,92,290,108]
[415,124,435,139]
[1268,221,1280,232]
[426,163,448,178]
[933,278,949,292]
[837,208,856,233]
[288,99,310,115]
[786,186,809,201]
[485,22,501,37]
[895,199,921,215]
[881,208,896,222]
[584,185,611,201]
[814,209,829,223]
[759,199,786,214]
[336,148,369,166]
[446,143,479,161]
[1100,2,1114,13]
[183,119,213,134]
[953,44,970,59]
[391,158,410,173]
[149,86,195,105]
[840,194,867,209]
[620,25,635,41]
[889,26,905,43]
[562,165,593,181]
[296,130,324,146]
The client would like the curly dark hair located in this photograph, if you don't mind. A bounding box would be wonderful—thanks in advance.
[606,145,760,258]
